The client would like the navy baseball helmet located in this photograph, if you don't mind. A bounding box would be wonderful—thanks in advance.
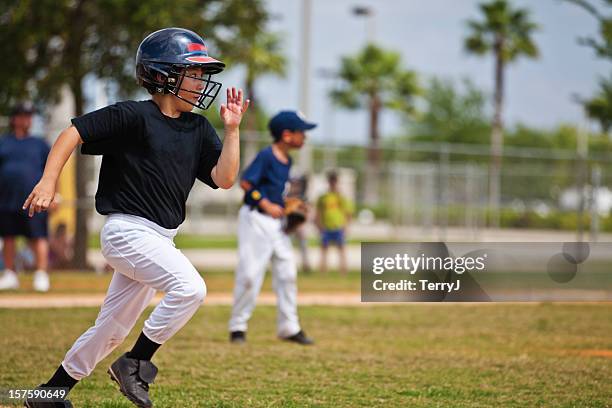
[136,27,226,110]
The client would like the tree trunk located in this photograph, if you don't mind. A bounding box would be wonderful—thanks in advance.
[363,93,381,206]
[243,76,258,167]
[489,37,505,228]
[69,79,92,270]
[66,0,91,269]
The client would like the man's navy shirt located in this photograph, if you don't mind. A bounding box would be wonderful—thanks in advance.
[73,100,222,229]
[0,133,50,211]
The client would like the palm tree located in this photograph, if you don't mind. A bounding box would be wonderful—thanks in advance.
[332,44,420,205]
[563,0,612,59]
[564,1,612,132]
[585,75,612,132]
[220,31,286,163]
[464,0,539,226]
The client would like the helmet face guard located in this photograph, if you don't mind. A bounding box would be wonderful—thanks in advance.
[167,65,222,110]
[135,28,226,110]
[137,62,222,110]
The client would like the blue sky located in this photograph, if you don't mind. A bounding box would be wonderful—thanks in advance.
[215,0,609,145]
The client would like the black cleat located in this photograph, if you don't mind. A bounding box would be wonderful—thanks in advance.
[23,385,73,407]
[24,400,73,408]
[229,331,246,344]
[108,353,157,408]
[281,330,314,345]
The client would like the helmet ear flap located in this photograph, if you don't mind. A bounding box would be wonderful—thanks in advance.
[137,62,174,94]
[165,67,184,95]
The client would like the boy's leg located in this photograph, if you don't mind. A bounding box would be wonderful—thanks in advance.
[28,270,154,407]
[228,207,273,336]
[62,271,156,380]
[271,232,301,338]
[337,229,348,275]
[99,217,207,407]
[338,244,348,275]
[296,226,311,273]
[319,231,329,273]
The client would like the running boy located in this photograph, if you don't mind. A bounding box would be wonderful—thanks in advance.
[22,28,248,408]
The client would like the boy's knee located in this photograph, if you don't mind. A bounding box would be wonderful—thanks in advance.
[180,277,207,305]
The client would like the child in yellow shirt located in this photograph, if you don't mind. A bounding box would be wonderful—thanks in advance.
[315,171,353,274]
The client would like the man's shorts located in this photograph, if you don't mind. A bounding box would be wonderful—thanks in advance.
[0,211,48,239]
[321,229,345,247]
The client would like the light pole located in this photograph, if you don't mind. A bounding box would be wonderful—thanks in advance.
[317,68,339,169]
[298,0,313,174]
[352,6,375,44]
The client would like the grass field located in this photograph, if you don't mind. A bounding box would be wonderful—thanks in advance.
[0,302,611,407]
[0,270,361,295]
[87,234,384,250]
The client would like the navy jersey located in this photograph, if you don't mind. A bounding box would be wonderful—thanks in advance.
[0,134,50,211]
[242,146,291,208]
[73,100,222,229]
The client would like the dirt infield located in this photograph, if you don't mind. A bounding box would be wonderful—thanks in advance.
[1,293,610,308]
[0,292,363,308]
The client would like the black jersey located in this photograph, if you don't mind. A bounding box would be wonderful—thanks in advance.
[72,100,222,229]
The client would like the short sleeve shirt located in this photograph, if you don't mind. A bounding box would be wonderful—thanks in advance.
[242,146,291,207]
[72,100,222,229]
[0,134,50,211]
[317,192,353,230]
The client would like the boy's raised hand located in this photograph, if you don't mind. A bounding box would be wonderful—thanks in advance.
[220,87,250,130]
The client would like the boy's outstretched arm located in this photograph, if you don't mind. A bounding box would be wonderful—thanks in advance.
[211,87,249,189]
[23,125,83,217]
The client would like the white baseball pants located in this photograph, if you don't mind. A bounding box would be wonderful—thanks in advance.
[62,214,206,380]
[228,205,301,337]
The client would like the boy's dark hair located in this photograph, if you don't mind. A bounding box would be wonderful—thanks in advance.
[327,170,338,183]
[271,129,284,142]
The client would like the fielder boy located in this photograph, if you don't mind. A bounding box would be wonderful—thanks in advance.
[228,111,316,346]
[22,28,248,408]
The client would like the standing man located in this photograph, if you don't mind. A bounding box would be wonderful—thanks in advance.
[315,170,353,275]
[228,111,316,345]
[0,102,52,292]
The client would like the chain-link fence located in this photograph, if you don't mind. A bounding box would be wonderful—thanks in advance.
[78,130,612,237]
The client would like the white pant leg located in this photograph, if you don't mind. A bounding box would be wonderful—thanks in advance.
[62,214,205,379]
[271,229,301,337]
[228,206,273,332]
[62,271,156,380]
[103,217,206,344]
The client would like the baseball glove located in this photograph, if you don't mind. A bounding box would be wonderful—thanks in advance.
[284,197,307,233]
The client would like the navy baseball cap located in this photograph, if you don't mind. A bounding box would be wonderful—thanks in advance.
[269,110,317,140]
[10,102,35,116]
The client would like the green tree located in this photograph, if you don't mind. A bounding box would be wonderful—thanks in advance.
[464,0,539,225]
[584,75,612,132]
[564,0,612,132]
[564,0,612,59]
[0,0,268,268]
[332,44,420,205]
[411,78,490,145]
